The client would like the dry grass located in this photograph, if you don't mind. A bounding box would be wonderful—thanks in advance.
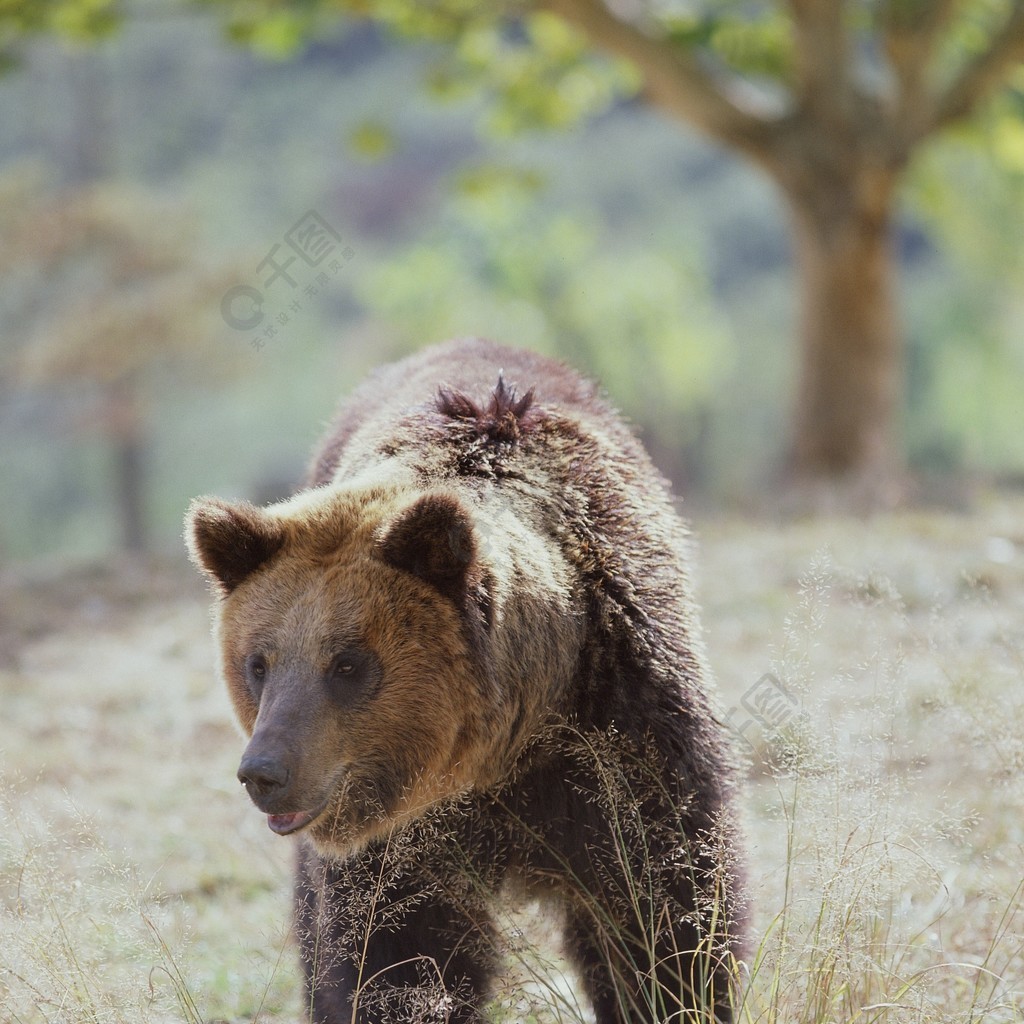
[0,580,297,1023]
[2,495,1023,1022]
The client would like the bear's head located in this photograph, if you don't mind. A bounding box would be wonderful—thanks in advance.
[186,479,579,857]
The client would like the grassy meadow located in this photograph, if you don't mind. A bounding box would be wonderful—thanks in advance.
[1,495,1022,1023]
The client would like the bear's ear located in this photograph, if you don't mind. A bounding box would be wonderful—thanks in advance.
[185,497,286,596]
[378,494,475,604]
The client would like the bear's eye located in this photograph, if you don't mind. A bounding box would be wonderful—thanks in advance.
[328,653,358,682]
[247,653,268,684]
[324,649,381,707]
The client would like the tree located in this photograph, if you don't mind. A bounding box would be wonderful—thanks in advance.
[196,0,1024,503]
[0,175,240,552]
[10,1,1024,503]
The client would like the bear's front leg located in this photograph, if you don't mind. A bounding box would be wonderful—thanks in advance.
[565,899,736,1024]
[294,841,497,1024]
[509,750,741,1024]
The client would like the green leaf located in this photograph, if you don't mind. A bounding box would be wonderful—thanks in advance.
[708,12,793,83]
[245,10,310,57]
[348,119,397,159]
[526,10,585,61]
[664,14,719,50]
[992,116,1024,173]
[454,164,545,199]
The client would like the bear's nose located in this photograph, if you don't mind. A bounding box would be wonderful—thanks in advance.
[237,753,290,795]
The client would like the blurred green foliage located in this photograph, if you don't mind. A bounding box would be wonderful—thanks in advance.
[354,169,731,469]
[439,12,640,136]
[663,5,794,82]
[0,0,119,42]
[0,2,1023,562]
[905,99,1024,471]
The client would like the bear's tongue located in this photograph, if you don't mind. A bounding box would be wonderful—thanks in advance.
[267,810,314,835]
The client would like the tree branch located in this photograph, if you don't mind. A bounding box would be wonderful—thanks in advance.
[880,0,967,145]
[543,0,779,165]
[923,1,1024,138]
[880,0,961,54]
[786,0,851,117]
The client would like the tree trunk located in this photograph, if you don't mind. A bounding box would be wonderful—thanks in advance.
[115,429,146,554]
[106,380,147,554]
[779,161,904,506]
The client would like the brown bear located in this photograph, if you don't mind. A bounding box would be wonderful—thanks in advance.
[186,338,746,1024]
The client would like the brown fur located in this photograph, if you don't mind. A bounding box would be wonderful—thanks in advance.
[186,338,746,1023]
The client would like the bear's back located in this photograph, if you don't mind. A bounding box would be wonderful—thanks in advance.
[308,338,631,489]
[305,337,712,738]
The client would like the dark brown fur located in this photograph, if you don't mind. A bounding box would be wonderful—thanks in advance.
[187,338,746,1023]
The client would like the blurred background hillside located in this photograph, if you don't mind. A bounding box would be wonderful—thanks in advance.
[1,0,1024,564]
